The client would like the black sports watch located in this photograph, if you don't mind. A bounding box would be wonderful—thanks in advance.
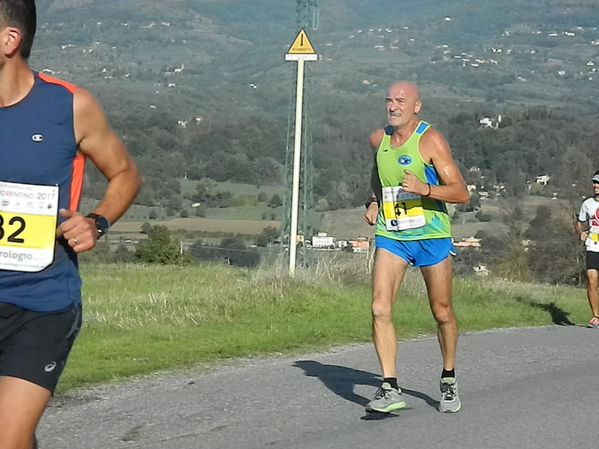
[364,197,378,209]
[86,213,110,238]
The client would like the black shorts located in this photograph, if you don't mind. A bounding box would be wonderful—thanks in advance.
[0,302,81,392]
[586,251,599,271]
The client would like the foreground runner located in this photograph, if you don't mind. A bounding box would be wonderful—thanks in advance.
[0,1,141,447]
[363,81,469,413]
[575,171,599,329]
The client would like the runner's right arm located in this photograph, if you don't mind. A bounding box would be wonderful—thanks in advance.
[363,130,384,226]
[575,216,588,241]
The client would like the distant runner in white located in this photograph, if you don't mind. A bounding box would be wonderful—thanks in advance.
[575,171,599,328]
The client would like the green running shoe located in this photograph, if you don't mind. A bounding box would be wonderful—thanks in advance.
[439,377,461,413]
[365,382,407,413]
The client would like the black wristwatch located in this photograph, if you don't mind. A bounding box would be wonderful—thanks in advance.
[364,197,378,209]
[86,213,110,238]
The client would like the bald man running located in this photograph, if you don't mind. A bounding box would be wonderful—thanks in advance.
[363,81,469,413]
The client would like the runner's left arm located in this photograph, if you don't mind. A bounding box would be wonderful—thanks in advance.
[57,88,141,252]
[402,129,469,204]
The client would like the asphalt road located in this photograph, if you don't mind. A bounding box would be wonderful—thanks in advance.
[38,326,599,449]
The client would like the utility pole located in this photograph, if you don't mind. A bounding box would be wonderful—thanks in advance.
[296,0,319,31]
[282,0,319,275]
[285,28,317,276]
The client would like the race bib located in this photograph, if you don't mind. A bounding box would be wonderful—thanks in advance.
[381,186,426,231]
[0,181,59,272]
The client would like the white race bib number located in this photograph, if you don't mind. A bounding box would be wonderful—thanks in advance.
[381,186,426,231]
[0,181,59,272]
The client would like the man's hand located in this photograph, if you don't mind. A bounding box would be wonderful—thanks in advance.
[363,202,378,226]
[580,230,589,242]
[56,209,98,252]
[402,170,429,196]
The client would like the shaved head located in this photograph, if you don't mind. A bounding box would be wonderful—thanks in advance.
[387,81,420,102]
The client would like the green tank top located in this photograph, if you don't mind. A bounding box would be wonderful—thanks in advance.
[374,121,451,241]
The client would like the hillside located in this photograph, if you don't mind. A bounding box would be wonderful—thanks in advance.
[28,0,599,238]
[33,0,599,112]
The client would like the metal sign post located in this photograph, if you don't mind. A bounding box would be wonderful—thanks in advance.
[285,29,317,277]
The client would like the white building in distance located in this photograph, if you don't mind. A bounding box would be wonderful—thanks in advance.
[312,232,335,249]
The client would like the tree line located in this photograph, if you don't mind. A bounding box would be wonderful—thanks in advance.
[80,96,598,219]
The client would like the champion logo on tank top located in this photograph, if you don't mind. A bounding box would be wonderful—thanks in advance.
[31,133,44,142]
[398,155,412,165]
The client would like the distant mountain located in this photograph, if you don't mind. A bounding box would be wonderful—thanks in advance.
[32,0,599,115]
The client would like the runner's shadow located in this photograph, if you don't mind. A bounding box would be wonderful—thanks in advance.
[293,360,379,407]
[517,298,575,326]
[293,360,438,418]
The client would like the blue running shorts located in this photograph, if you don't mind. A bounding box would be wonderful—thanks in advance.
[374,235,455,267]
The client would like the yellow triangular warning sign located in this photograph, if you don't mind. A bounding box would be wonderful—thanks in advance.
[287,29,316,55]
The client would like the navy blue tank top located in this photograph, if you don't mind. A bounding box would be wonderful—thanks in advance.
[0,72,85,311]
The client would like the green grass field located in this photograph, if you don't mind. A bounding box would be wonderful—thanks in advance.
[101,185,564,244]
[179,179,286,198]
[110,217,280,236]
[57,261,591,393]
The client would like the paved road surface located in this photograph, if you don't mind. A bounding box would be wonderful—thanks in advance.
[39,326,598,449]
